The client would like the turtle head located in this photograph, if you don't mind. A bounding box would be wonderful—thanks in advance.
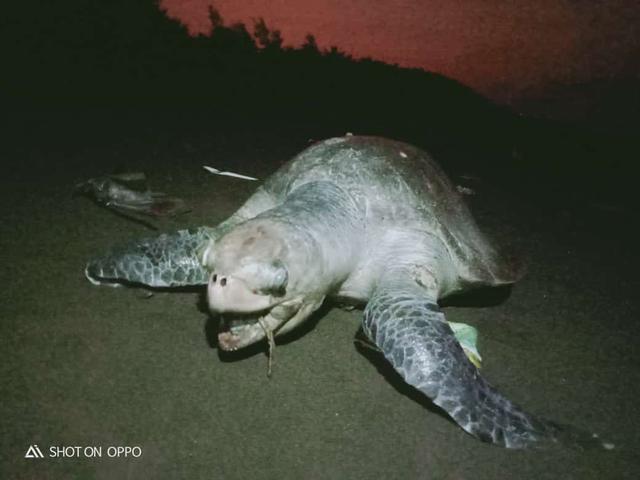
[203,222,294,351]
[206,259,288,313]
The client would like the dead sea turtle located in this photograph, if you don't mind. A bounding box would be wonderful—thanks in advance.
[85,136,608,449]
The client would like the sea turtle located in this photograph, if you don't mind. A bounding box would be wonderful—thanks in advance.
[85,136,607,449]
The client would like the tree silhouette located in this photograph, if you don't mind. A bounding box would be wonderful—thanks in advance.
[208,6,223,32]
[253,18,283,51]
[2,0,515,164]
[302,34,319,54]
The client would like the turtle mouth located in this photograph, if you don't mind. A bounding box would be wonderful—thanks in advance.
[217,311,281,351]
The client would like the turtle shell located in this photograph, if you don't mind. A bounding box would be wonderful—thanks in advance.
[262,136,521,292]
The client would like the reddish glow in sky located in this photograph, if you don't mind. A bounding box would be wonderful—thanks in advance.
[160,0,638,102]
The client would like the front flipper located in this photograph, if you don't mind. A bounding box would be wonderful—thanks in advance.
[85,186,279,288]
[85,227,212,287]
[363,285,610,449]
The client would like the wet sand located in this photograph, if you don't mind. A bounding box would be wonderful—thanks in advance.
[1,110,639,479]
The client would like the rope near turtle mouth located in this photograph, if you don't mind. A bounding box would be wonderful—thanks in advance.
[218,312,282,376]
[258,317,276,377]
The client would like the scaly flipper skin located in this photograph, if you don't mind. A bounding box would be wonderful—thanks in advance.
[362,283,607,449]
[85,186,277,288]
[85,227,212,287]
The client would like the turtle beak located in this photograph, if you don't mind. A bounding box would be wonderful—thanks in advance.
[207,272,275,314]
[207,271,292,351]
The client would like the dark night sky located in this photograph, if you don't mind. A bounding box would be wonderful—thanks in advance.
[160,0,639,103]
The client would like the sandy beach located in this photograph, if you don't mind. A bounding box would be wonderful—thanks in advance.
[1,109,638,479]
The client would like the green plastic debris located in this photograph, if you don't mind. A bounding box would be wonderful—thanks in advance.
[448,322,482,368]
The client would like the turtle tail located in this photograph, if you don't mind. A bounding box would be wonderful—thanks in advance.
[85,227,212,287]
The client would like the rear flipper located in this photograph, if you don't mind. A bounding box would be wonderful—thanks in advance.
[85,227,213,287]
[363,285,612,449]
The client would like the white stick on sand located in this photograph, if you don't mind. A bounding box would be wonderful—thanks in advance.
[203,166,258,181]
